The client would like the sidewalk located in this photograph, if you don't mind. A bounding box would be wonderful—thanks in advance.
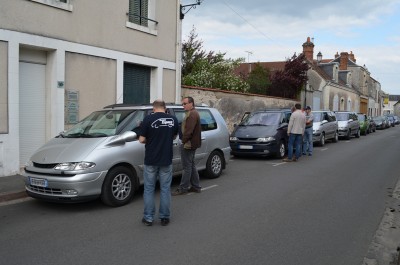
[0,174,27,203]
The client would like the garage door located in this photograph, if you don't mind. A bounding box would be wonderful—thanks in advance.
[19,62,46,166]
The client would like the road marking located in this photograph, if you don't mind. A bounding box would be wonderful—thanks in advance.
[321,148,328,151]
[273,162,287,166]
[187,184,218,195]
[0,197,32,207]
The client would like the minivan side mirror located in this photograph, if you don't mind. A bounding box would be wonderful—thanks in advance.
[348,119,353,122]
[278,122,288,129]
[106,131,137,146]
[321,120,328,124]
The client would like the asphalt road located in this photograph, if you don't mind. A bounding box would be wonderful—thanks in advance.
[1,126,400,265]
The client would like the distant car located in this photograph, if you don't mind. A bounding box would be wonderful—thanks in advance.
[357,113,370,135]
[368,116,376,133]
[334,111,360,139]
[394,116,400,125]
[373,116,386,130]
[229,108,292,158]
[23,104,231,206]
[385,115,396,127]
[312,110,338,146]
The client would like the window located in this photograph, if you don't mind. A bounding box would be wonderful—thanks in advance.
[29,0,72,11]
[126,0,157,35]
[129,0,149,27]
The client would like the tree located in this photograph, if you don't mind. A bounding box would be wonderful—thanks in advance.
[181,27,249,92]
[246,63,271,95]
[270,53,309,99]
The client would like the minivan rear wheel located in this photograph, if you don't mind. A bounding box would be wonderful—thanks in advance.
[204,151,223,179]
[332,131,338,143]
[101,166,135,207]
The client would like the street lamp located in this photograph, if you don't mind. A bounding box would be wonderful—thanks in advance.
[180,0,203,19]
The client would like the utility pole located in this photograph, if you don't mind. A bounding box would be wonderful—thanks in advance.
[245,51,253,73]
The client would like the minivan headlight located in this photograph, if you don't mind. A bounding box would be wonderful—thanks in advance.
[54,162,96,171]
[256,137,275,142]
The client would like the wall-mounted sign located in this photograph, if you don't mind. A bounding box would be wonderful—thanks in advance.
[65,90,79,124]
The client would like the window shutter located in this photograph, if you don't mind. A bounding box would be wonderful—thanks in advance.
[129,0,148,26]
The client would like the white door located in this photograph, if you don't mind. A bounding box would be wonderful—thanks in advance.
[19,62,46,166]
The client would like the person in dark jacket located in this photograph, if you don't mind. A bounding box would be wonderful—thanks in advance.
[172,96,202,195]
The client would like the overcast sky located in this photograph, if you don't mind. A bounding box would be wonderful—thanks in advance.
[181,0,400,95]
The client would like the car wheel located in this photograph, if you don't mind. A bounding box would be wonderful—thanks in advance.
[101,166,136,207]
[319,133,325,146]
[345,129,351,140]
[363,128,367,136]
[276,140,286,159]
[332,131,339,143]
[355,129,360,138]
[204,150,224,179]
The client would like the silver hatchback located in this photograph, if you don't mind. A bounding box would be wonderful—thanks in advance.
[23,104,230,206]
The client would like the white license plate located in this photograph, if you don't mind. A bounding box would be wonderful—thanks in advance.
[239,145,253,150]
[29,177,48,187]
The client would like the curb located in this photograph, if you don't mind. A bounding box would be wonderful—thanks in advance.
[0,191,28,203]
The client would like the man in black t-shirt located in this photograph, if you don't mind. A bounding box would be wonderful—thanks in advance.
[139,100,178,226]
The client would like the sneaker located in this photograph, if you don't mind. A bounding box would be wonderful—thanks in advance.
[282,158,292,162]
[189,187,201,193]
[142,218,153,226]
[292,157,298,162]
[302,153,306,155]
[160,218,170,226]
[308,153,312,156]
[172,189,188,196]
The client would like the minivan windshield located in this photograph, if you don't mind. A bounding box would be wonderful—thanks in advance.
[313,112,323,122]
[335,113,349,121]
[241,112,281,126]
[62,110,145,138]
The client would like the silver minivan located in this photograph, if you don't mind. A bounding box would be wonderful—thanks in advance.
[23,104,230,206]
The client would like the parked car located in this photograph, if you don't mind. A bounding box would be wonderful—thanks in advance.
[334,111,360,139]
[368,116,376,133]
[23,104,231,206]
[385,114,396,127]
[312,110,338,146]
[373,116,389,129]
[394,116,400,125]
[357,113,370,135]
[229,108,292,158]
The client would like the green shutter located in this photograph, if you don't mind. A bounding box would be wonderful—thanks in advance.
[129,0,148,26]
[123,63,150,104]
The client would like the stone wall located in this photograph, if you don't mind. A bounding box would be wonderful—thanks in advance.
[182,86,299,132]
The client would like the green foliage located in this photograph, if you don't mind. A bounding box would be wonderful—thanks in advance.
[181,27,249,92]
[246,63,271,94]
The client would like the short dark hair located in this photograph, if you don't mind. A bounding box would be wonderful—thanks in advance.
[152,99,166,109]
[183,96,195,105]
[295,103,301,110]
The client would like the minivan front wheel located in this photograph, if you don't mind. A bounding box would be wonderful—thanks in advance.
[276,140,286,158]
[204,151,224,179]
[101,166,135,207]
[319,133,325,146]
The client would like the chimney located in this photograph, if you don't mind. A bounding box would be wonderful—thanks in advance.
[302,37,314,61]
[339,52,349,70]
[334,52,339,59]
[349,51,356,63]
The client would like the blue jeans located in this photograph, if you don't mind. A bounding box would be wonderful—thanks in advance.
[302,127,313,155]
[179,147,201,191]
[143,164,172,221]
[288,133,302,160]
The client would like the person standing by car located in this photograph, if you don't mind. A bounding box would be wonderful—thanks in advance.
[283,103,306,162]
[139,100,179,226]
[172,96,202,195]
[302,106,314,156]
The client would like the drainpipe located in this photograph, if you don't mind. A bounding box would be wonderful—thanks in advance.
[175,0,182,104]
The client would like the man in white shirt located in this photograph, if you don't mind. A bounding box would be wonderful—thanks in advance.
[283,103,306,162]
